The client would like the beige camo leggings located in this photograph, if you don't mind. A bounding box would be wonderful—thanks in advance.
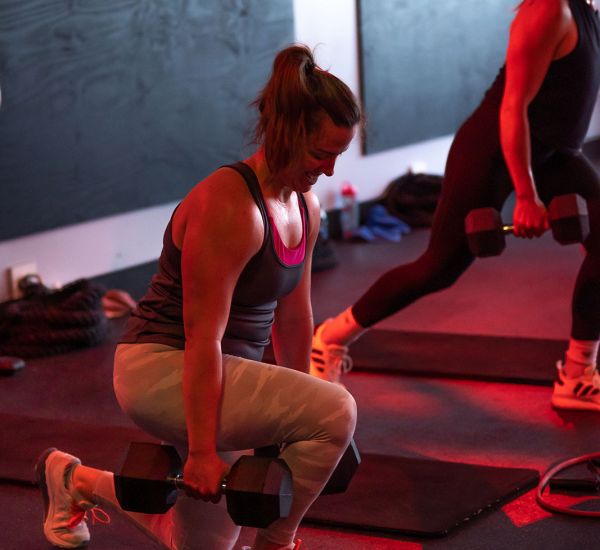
[93,343,357,550]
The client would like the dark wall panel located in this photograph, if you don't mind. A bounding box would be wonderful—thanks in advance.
[359,0,514,154]
[0,0,293,240]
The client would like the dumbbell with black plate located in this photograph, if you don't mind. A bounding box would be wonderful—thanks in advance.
[321,438,361,495]
[254,438,361,495]
[465,193,589,257]
[114,442,293,528]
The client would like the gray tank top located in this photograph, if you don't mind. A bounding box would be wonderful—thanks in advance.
[120,162,308,361]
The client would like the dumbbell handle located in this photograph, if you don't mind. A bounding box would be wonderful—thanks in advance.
[501,224,550,235]
[167,474,227,493]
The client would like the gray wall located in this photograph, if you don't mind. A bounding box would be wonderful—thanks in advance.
[0,0,293,240]
[359,0,514,154]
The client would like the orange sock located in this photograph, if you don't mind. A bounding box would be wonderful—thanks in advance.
[321,307,366,346]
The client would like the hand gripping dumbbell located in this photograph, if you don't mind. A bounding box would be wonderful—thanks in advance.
[255,438,361,495]
[114,442,293,528]
[465,193,589,257]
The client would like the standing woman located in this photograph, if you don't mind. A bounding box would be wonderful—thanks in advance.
[311,0,600,412]
[37,44,360,550]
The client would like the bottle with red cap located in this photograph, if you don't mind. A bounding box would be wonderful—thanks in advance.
[340,181,359,240]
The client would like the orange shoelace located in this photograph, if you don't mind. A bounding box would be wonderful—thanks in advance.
[67,504,111,529]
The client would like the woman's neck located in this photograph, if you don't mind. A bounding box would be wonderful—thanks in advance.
[246,149,293,203]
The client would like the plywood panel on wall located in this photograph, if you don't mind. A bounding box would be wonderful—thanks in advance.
[0,0,293,240]
[358,0,514,154]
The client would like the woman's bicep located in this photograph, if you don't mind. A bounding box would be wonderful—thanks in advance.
[180,193,263,343]
[503,0,568,107]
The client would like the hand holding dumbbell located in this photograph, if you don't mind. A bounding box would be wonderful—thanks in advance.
[465,193,589,257]
[114,442,293,528]
[513,195,549,238]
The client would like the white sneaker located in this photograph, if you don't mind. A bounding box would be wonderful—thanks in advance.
[551,361,600,411]
[35,448,95,548]
[310,321,353,384]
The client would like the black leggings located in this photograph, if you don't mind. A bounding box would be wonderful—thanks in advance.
[353,102,600,340]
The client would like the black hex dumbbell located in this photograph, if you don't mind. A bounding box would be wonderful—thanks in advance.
[320,439,361,495]
[114,442,293,528]
[254,438,361,495]
[465,193,589,257]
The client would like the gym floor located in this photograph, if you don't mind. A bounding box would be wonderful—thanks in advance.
[247,229,600,549]
[3,215,600,549]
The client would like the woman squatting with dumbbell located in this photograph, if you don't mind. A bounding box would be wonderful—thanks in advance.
[311,0,600,411]
[36,44,360,550]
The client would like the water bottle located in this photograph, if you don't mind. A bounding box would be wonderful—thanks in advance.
[319,207,330,241]
[340,181,359,240]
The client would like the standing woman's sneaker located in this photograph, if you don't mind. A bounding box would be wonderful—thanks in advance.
[35,448,95,548]
[310,321,353,384]
[551,361,600,411]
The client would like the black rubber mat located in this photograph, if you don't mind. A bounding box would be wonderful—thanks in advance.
[0,413,156,485]
[0,482,164,550]
[305,453,540,537]
[347,330,566,385]
[264,329,565,386]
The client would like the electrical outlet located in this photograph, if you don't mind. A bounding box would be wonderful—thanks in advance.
[8,261,38,299]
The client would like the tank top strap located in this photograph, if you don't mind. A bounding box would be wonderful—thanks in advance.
[297,190,310,234]
[224,161,311,245]
[224,162,270,248]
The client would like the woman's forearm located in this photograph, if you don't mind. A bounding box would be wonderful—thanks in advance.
[272,313,313,372]
[182,339,223,456]
[499,103,539,199]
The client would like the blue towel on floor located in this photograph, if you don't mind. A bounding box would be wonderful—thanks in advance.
[352,204,411,242]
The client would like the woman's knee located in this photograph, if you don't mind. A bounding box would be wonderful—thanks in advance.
[312,383,357,446]
[417,251,473,294]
